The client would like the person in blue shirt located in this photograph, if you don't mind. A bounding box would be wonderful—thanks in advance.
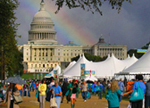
[106,80,131,108]
[99,81,103,99]
[32,81,36,92]
[91,82,97,95]
[118,78,124,102]
[130,74,146,108]
[51,80,62,108]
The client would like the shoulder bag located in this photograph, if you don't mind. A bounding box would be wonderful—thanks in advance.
[14,95,23,104]
[129,82,144,102]
[50,89,57,108]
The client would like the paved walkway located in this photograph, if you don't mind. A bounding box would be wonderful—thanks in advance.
[0,92,129,108]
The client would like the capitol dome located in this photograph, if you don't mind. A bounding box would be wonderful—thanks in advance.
[32,1,53,23]
[28,0,57,45]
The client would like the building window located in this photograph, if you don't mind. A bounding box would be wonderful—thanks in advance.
[26,53,28,55]
[34,58,36,60]
[39,53,41,56]
[35,64,37,68]
[31,64,33,68]
[47,64,49,67]
[43,64,45,67]
[39,64,41,67]
[27,58,28,60]
[39,58,41,60]
[46,52,48,56]
[43,52,44,56]
[51,64,53,68]
[58,53,60,55]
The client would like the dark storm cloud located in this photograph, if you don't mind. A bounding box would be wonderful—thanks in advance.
[15,0,150,50]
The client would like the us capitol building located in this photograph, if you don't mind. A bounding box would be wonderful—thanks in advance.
[18,0,127,73]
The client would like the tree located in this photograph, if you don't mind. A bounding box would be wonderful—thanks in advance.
[0,0,23,79]
[128,42,150,59]
[71,53,107,62]
[53,0,132,15]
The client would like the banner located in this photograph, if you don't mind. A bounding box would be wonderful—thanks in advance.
[81,64,85,79]
[137,49,147,53]
[81,64,85,77]
[84,70,95,75]
[53,70,57,78]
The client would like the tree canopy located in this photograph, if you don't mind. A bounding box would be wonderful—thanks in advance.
[0,0,23,79]
[71,53,107,62]
[53,0,132,15]
[128,42,150,59]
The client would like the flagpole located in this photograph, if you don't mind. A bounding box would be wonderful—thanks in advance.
[109,33,110,45]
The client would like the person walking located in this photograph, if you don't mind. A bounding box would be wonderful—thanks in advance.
[50,80,62,108]
[38,79,47,108]
[61,80,68,103]
[70,79,79,108]
[32,81,36,92]
[145,79,150,108]
[4,83,20,108]
[98,81,103,99]
[81,81,88,102]
[102,80,107,93]
[129,75,146,108]
[118,78,124,102]
[106,80,132,108]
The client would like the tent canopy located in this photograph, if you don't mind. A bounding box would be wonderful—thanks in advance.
[118,45,150,75]
[84,75,98,82]
[64,53,138,78]
[44,64,61,78]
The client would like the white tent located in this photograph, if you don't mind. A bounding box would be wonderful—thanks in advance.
[63,61,76,73]
[44,64,61,78]
[64,53,138,78]
[64,54,90,77]
[119,46,150,75]
[84,75,98,82]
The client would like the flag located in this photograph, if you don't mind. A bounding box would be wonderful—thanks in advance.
[90,70,91,78]
[109,33,110,36]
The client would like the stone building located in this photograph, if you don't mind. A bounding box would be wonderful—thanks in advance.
[19,0,127,73]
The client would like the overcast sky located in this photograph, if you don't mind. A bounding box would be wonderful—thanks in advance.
[15,0,150,50]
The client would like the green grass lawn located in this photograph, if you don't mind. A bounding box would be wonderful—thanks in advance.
[21,73,46,79]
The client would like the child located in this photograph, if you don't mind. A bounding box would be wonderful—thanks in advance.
[106,80,131,108]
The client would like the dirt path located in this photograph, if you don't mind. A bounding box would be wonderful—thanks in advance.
[0,92,129,108]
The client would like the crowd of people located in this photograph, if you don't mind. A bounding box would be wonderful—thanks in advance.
[0,74,150,108]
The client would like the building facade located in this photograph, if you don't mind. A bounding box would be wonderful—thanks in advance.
[19,0,127,73]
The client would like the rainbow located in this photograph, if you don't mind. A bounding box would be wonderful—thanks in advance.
[17,0,96,45]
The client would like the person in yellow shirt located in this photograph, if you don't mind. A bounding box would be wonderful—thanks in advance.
[38,79,47,108]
